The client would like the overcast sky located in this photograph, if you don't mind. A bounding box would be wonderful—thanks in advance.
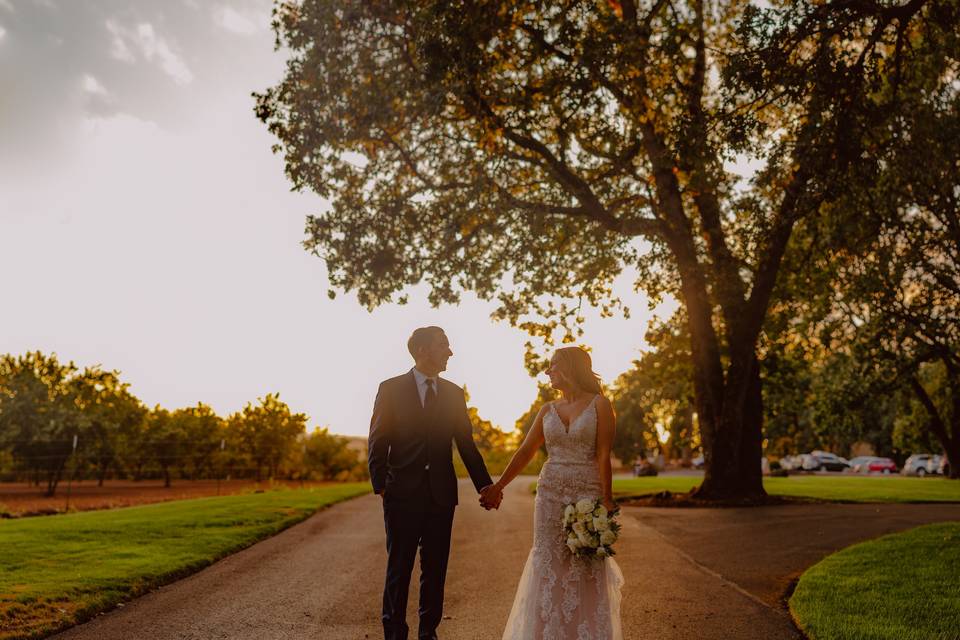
[0,0,678,437]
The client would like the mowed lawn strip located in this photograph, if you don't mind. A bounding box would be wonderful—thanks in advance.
[612,475,960,503]
[0,483,370,640]
[789,522,960,640]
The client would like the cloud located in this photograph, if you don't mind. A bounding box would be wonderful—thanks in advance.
[106,19,135,62]
[80,73,117,116]
[104,19,194,85]
[82,73,108,96]
[135,23,193,84]
[213,6,259,34]
[80,111,162,140]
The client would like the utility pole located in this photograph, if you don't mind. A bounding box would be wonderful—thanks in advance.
[217,438,225,496]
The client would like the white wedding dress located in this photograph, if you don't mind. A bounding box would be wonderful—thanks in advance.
[502,395,625,640]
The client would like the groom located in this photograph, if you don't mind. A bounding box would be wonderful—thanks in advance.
[368,326,501,640]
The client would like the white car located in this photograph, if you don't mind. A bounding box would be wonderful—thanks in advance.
[779,455,798,471]
[904,454,937,476]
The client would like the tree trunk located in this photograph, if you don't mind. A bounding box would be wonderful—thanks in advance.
[98,461,108,487]
[162,465,171,488]
[909,374,959,480]
[945,436,959,479]
[694,351,767,500]
[45,459,66,497]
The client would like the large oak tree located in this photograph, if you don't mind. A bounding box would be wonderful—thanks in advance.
[257,0,937,498]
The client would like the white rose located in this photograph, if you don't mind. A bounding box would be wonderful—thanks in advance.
[595,505,608,519]
[600,530,617,546]
[572,522,585,535]
[593,515,609,531]
[576,498,595,514]
[577,531,594,548]
[563,504,576,522]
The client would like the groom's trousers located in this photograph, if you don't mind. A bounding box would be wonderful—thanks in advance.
[382,470,456,640]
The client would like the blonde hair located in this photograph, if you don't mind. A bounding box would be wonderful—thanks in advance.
[554,347,602,394]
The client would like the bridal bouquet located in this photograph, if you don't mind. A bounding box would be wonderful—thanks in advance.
[562,498,621,559]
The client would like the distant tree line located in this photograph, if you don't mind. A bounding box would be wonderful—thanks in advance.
[0,351,368,496]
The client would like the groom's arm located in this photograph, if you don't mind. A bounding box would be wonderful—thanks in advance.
[368,382,392,495]
[452,388,494,493]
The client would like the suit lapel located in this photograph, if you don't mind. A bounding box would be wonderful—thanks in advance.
[404,370,423,415]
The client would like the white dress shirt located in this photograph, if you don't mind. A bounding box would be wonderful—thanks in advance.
[411,367,439,408]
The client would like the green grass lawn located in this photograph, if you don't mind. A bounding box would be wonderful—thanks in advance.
[0,483,370,640]
[611,475,960,503]
[789,522,960,640]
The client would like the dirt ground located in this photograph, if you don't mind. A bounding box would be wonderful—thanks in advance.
[0,479,337,517]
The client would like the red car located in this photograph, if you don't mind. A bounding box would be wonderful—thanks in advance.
[868,458,898,473]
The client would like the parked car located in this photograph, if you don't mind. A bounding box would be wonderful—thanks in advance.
[848,456,880,473]
[633,460,659,476]
[808,451,851,472]
[783,455,805,471]
[928,455,944,474]
[867,457,898,474]
[691,455,705,469]
[904,454,938,476]
[800,454,820,471]
[778,455,797,470]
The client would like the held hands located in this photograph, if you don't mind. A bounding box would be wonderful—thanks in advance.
[479,483,503,510]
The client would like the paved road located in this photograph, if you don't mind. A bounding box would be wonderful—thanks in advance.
[633,501,960,608]
[53,480,960,640]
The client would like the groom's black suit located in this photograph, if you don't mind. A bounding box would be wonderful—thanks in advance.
[369,369,493,640]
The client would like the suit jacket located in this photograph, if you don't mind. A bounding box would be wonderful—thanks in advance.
[368,370,493,507]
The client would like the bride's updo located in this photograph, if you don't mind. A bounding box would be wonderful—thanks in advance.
[554,346,603,394]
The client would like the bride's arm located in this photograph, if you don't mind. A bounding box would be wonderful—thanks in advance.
[595,396,617,512]
[492,404,548,492]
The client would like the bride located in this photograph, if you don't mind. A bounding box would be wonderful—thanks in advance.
[481,346,624,639]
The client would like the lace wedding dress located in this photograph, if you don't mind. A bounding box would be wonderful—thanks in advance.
[502,395,625,639]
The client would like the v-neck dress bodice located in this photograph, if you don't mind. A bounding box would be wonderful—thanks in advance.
[543,397,601,467]
[501,396,624,639]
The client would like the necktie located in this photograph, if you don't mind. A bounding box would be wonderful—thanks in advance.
[424,378,437,409]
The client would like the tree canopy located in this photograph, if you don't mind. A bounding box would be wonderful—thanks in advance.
[257,0,950,497]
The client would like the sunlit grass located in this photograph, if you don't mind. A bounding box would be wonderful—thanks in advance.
[0,483,370,640]
[790,522,960,640]
[611,475,960,503]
